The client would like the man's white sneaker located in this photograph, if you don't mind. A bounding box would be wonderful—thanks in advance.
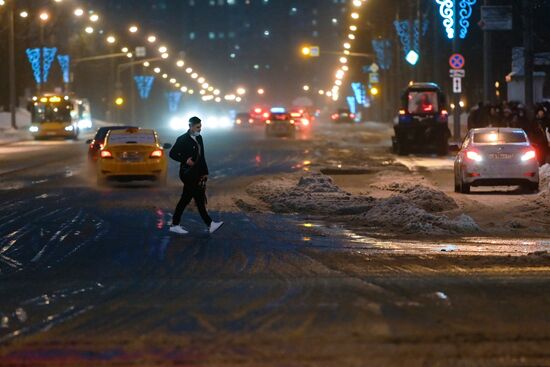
[169,225,189,235]
[209,221,224,234]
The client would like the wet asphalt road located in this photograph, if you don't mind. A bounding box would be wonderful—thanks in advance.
[1,121,550,366]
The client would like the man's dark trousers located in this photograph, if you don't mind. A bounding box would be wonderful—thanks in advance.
[173,175,212,226]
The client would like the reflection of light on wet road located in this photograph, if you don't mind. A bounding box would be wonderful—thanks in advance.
[395,156,454,171]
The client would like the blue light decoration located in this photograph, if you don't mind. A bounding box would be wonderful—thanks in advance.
[371,39,392,70]
[393,20,429,56]
[25,47,58,84]
[351,82,367,107]
[436,0,477,39]
[26,48,42,84]
[458,0,477,39]
[57,55,70,84]
[42,48,57,83]
[436,0,455,39]
[167,91,182,112]
[346,96,357,114]
[134,76,155,100]
[406,50,420,65]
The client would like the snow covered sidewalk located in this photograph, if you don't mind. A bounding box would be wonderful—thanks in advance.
[0,110,32,145]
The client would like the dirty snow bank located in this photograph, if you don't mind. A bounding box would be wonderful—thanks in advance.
[539,164,550,193]
[248,173,479,235]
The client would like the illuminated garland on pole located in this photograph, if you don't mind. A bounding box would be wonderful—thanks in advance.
[42,48,57,83]
[166,91,182,112]
[371,39,392,70]
[26,48,42,84]
[435,0,477,40]
[134,76,155,99]
[57,55,70,84]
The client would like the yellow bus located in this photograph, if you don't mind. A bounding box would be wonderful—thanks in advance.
[28,94,80,140]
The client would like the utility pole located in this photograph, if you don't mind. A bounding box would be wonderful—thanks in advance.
[483,0,492,103]
[8,1,17,129]
[523,0,534,115]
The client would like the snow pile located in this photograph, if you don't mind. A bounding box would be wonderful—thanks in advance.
[539,164,550,192]
[249,173,479,234]
[248,174,374,215]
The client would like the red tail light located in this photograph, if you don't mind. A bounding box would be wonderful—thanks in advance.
[150,149,163,158]
[350,113,356,119]
[263,112,269,118]
[301,118,310,126]
[441,109,448,116]
[331,114,338,120]
[100,150,113,159]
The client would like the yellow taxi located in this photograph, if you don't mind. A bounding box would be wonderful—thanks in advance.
[97,127,172,186]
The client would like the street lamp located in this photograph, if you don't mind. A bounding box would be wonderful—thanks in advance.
[38,11,50,94]
[129,25,138,33]
[106,35,116,44]
[74,8,84,17]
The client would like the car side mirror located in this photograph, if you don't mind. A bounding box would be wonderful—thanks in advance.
[85,139,93,145]
[448,143,460,153]
[163,143,172,149]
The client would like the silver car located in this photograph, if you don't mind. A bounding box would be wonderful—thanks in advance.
[454,128,539,193]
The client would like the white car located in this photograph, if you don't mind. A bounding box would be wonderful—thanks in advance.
[454,128,539,193]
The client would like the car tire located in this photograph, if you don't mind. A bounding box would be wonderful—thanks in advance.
[523,181,539,193]
[396,140,408,156]
[454,172,460,193]
[459,176,470,194]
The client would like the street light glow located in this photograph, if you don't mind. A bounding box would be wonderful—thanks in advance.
[257,88,265,95]
[303,85,310,91]
[90,14,99,22]
[129,25,138,33]
[39,12,50,22]
[147,35,157,43]
[158,46,167,53]
[106,35,116,44]
[20,11,29,18]
[176,60,185,67]
[236,87,246,95]
[351,12,359,19]
[154,67,161,73]
[74,8,84,17]
[85,26,94,34]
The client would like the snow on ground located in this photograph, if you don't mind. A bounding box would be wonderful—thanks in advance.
[0,109,32,144]
[248,173,479,235]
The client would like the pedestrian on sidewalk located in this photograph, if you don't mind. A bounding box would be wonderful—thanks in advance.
[168,116,223,235]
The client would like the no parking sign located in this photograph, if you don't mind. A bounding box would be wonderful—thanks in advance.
[449,53,465,69]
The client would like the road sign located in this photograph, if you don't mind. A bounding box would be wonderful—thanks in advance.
[449,69,465,78]
[449,54,465,69]
[135,46,147,58]
[369,72,380,84]
[453,77,462,94]
[309,46,320,57]
[480,6,513,31]
[369,63,380,73]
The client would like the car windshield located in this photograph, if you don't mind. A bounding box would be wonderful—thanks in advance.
[32,102,72,123]
[108,133,156,145]
[473,131,527,144]
[407,91,438,114]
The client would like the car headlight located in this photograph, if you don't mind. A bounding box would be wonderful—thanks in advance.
[64,126,74,132]
[29,126,39,132]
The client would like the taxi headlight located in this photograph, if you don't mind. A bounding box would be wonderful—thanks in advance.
[29,126,39,132]
[64,126,74,132]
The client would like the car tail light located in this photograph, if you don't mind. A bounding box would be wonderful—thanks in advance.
[521,149,536,162]
[466,151,482,162]
[441,109,448,116]
[263,112,269,118]
[301,118,310,126]
[289,120,295,125]
[399,109,406,115]
[100,150,113,159]
[331,114,338,120]
[350,113,356,119]
[254,108,262,114]
[150,149,163,158]
[265,120,271,124]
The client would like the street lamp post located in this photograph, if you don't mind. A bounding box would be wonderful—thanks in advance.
[8,1,17,128]
[38,12,49,94]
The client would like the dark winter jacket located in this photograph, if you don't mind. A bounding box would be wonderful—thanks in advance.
[169,131,209,182]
